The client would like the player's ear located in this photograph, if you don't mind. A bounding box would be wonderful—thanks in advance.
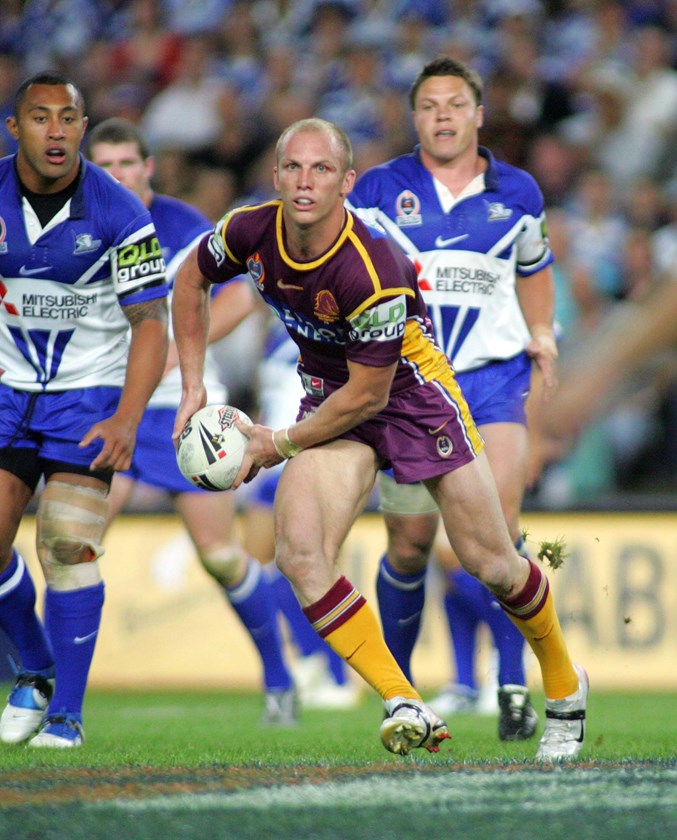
[6,115,18,140]
[341,168,356,197]
[476,105,484,130]
[273,165,280,192]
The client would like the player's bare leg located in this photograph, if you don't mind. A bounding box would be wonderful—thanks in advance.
[427,453,587,760]
[175,489,296,726]
[274,439,449,755]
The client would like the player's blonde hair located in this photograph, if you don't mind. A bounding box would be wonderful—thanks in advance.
[275,118,354,173]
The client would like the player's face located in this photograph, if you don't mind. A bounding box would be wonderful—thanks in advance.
[273,129,356,232]
[412,75,483,166]
[89,141,153,205]
[7,83,88,192]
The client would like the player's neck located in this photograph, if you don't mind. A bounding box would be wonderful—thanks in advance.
[15,154,81,195]
[422,145,484,196]
[283,208,347,261]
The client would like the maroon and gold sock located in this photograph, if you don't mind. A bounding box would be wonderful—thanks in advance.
[499,560,578,699]
[303,576,420,701]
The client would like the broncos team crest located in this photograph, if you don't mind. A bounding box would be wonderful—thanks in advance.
[314,290,340,323]
[436,435,453,457]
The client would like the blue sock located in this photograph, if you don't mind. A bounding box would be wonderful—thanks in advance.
[269,565,324,657]
[481,536,528,686]
[515,534,530,559]
[375,555,426,684]
[443,570,483,691]
[482,587,527,686]
[226,558,292,692]
[325,646,348,686]
[44,582,104,721]
[0,550,53,675]
[268,567,347,685]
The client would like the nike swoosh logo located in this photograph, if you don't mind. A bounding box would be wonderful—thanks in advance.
[277,279,304,291]
[19,265,52,276]
[73,630,98,644]
[427,422,448,435]
[434,234,469,248]
[397,611,422,627]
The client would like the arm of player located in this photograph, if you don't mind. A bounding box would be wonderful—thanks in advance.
[516,265,558,400]
[171,246,213,441]
[544,274,677,439]
[232,358,398,489]
[81,296,169,472]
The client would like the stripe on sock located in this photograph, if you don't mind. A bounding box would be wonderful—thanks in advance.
[227,557,260,604]
[499,559,549,620]
[0,553,25,598]
[378,557,426,591]
[303,577,366,638]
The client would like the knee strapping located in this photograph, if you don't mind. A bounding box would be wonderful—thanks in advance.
[199,545,246,587]
[36,481,107,590]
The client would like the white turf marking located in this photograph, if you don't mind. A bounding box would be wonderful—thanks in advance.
[88,769,676,814]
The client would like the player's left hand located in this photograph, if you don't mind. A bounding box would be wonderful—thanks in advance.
[231,420,285,490]
[80,414,138,472]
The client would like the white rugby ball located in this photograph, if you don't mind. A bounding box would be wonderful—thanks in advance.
[176,404,253,491]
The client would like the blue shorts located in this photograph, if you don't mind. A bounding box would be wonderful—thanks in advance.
[246,465,283,507]
[457,352,531,427]
[0,384,121,488]
[123,407,202,495]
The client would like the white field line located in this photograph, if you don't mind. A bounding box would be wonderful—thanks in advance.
[88,769,677,813]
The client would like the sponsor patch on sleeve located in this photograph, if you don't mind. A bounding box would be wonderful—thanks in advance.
[112,232,166,296]
[348,295,406,343]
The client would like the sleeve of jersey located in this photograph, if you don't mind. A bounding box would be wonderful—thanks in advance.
[342,237,414,368]
[112,217,168,306]
[515,174,554,277]
[197,214,248,285]
[346,175,382,226]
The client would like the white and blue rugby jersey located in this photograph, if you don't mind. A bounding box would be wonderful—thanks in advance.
[147,193,230,407]
[257,318,303,429]
[348,146,553,372]
[0,155,167,391]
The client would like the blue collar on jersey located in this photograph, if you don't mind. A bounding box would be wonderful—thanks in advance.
[9,152,88,219]
[412,144,500,193]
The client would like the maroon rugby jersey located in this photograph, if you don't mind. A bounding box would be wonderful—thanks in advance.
[197,200,454,398]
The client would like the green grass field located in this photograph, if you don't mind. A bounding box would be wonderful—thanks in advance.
[0,686,675,840]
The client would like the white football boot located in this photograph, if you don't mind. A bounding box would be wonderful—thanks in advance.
[536,664,589,762]
[380,696,451,756]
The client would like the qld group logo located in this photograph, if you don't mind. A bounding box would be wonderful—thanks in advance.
[436,435,453,457]
[246,253,265,291]
[395,190,422,228]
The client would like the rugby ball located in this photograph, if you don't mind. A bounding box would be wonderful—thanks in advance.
[176,404,253,491]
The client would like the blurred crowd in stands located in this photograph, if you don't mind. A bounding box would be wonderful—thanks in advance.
[1,0,675,508]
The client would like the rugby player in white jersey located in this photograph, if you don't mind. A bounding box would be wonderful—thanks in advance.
[0,73,168,747]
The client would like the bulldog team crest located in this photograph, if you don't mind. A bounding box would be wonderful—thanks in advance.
[395,190,422,227]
